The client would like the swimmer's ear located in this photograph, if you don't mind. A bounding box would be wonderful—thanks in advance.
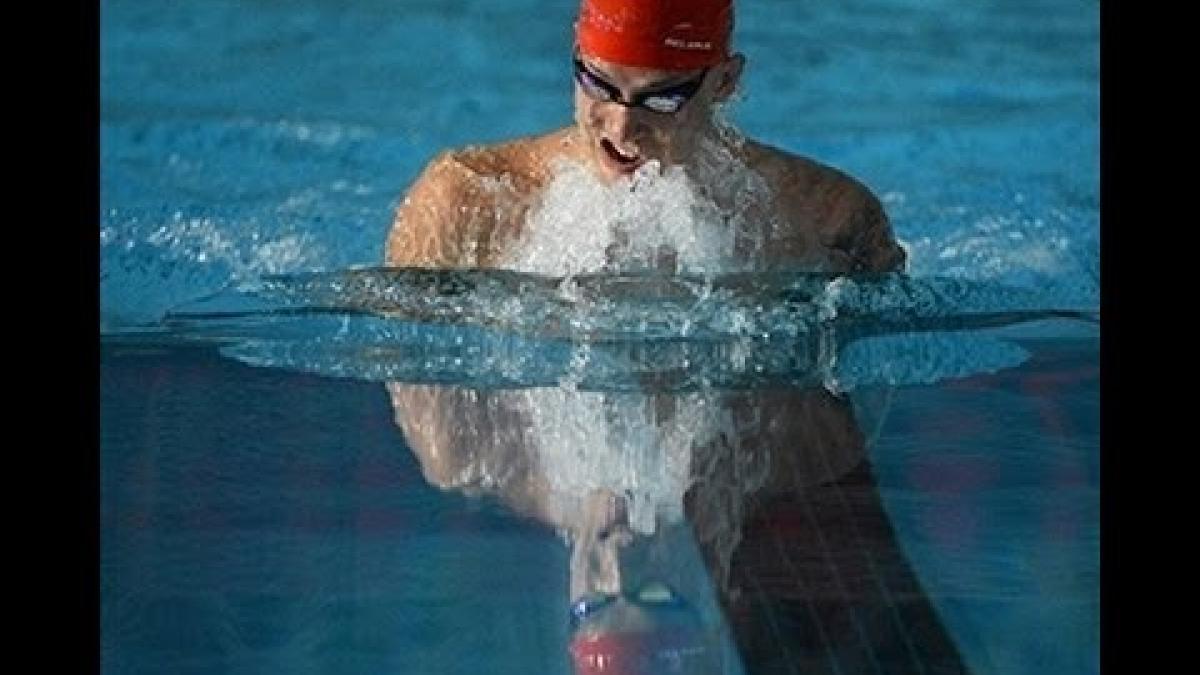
[713,53,745,102]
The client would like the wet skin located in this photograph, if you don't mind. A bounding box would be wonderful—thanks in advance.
[384,51,906,274]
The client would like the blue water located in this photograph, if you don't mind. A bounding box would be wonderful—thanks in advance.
[100,0,1098,327]
[100,1,1100,673]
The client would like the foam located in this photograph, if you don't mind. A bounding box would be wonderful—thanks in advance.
[501,130,772,279]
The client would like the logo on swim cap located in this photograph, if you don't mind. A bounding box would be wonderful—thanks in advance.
[663,38,714,51]
[576,0,733,71]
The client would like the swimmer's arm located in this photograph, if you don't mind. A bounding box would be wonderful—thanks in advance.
[385,382,474,488]
[738,389,866,491]
[847,191,906,273]
[384,382,565,527]
[774,159,905,274]
[384,152,479,267]
[828,189,907,274]
[685,388,867,585]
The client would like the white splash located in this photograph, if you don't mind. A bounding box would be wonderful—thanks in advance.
[137,214,324,278]
[501,133,772,278]
[521,387,727,537]
[100,211,327,328]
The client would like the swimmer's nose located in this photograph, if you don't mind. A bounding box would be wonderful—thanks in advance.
[604,103,646,146]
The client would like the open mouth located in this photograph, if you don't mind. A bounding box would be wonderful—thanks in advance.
[600,138,642,172]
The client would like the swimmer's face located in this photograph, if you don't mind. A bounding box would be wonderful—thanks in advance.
[572,53,744,183]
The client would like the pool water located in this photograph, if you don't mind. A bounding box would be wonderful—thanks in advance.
[101,341,576,674]
[101,324,1097,674]
[100,1,1099,673]
[100,0,1098,326]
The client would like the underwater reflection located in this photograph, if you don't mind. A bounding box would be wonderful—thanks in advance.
[387,376,968,674]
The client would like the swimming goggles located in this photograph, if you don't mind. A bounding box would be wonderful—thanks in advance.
[573,57,710,115]
[569,580,690,631]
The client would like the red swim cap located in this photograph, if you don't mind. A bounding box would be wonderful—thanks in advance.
[575,0,733,71]
[569,629,712,674]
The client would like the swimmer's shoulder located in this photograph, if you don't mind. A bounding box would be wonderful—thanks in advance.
[743,140,906,274]
[741,139,877,217]
[386,129,576,266]
[444,128,578,192]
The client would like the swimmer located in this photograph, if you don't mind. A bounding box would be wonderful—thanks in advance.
[381,3,948,672]
[384,0,906,276]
